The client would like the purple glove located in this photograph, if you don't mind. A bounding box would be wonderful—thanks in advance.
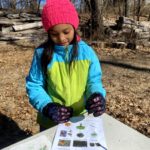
[86,93,106,117]
[43,103,73,123]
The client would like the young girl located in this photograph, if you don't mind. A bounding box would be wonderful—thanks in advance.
[26,0,106,129]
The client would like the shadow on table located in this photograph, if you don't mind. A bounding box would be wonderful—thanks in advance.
[70,115,85,123]
[0,113,32,149]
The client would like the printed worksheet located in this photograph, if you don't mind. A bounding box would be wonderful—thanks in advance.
[51,116,107,150]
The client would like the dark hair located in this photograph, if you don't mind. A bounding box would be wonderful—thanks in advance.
[41,30,78,76]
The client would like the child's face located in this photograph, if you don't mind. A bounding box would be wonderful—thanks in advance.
[49,24,75,47]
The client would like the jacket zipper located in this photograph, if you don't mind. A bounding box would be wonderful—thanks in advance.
[65,47,71,106]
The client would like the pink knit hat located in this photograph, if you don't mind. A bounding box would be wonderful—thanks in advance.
[42,0,79,31]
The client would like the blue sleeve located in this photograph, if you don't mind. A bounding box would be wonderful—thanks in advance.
[85,47,106,99]
[26,48,52,113]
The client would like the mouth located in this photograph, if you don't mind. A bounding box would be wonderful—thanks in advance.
[58,42,68,46]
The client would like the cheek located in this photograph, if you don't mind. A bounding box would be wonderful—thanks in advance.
[69,31,74,40]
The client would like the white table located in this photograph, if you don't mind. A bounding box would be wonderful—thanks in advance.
[3,113,150,150]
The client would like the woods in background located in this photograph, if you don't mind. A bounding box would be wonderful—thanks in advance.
[0,0,41,13]
[0,0,150,41]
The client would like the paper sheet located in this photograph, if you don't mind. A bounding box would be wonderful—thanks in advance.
[51,116,107,150]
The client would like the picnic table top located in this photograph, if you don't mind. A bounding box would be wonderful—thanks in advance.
[3,113,150,150]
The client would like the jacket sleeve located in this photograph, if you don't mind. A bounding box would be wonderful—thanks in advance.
[26,48,52,113]
[85,47,106,99]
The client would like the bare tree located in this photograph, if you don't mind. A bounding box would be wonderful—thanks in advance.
[37,0,42,15]
[124,0,130,17]
[90,0,104,40]
[0,0,2,9]
[0,0,40,13]
[137,0,141,21]
[84,0,91,12]
[10,0,17,9]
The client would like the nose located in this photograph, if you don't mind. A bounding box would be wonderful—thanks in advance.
[58,34,65,42]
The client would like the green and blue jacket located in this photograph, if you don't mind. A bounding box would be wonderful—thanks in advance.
[26,40,106,128]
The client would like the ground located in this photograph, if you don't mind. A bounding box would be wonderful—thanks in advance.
[0,39,149,149]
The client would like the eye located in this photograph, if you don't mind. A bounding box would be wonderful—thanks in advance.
[64,30,70,35]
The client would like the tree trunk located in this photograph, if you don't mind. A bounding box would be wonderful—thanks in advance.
[9,0,17,10]
[90,0,104,40]
[137,0,141,21]
[124,0,130,17]
[84,0,91,12]
[148,11,150,21]
[30,0,38,12]
[133,0,136,19]
[37,0,42,15]
[0,0,2,9]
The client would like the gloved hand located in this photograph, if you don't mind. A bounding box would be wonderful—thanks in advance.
[85,93,106,117]
[43,102,73,123]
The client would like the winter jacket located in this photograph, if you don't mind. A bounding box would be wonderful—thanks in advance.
[26,40,106,128]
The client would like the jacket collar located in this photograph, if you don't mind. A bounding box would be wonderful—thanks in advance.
[54,44,73,56]
[54,36,81,55]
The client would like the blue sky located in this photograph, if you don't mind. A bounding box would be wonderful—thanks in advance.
[39,0,46,6]
[39,0,81,8]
